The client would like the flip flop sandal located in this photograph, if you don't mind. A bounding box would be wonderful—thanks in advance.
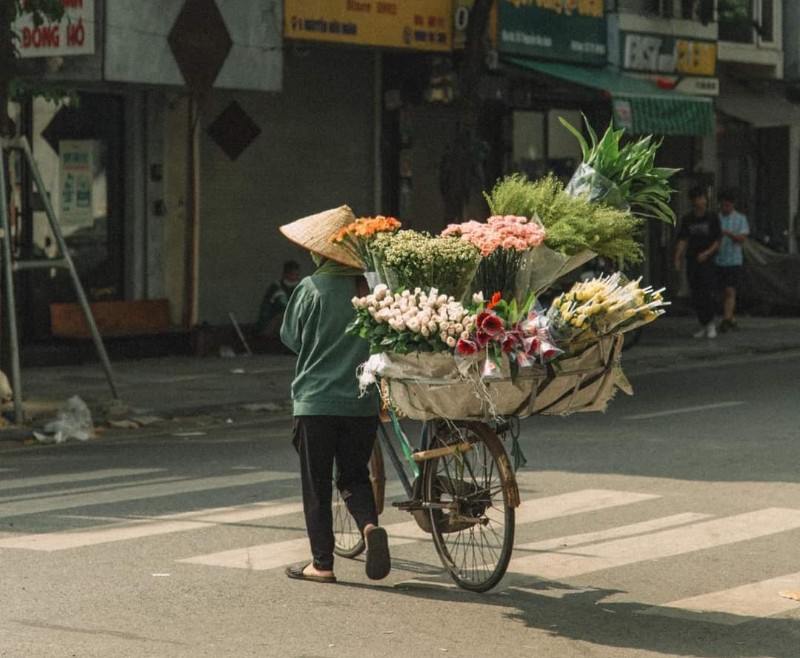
[365,527,391,580]
[285,563,337,584]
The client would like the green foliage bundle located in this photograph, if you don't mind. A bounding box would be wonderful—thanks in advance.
[559,115,680,224]
[484,174,644,265]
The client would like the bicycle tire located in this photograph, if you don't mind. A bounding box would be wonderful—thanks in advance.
[333,439,386,559]
[424,421,517,592]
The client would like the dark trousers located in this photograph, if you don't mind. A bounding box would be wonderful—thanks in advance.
[292,415,379,570]
[686,260,718,325]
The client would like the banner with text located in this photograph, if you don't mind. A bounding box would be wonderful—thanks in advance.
[284,0,452,51]
[15,0,95,59]
[498,0,606,65]
[621,31,717,95]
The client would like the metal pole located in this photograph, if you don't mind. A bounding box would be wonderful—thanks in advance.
[18,137,119,400]
[0,142,24,422]
[227,312,252,356]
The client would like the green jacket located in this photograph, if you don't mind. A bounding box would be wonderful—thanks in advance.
[280,274,379,417]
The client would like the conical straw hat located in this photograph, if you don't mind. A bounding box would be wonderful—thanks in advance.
[279,205,364,270]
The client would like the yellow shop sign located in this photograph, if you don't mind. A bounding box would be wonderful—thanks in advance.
[284,0,452,51]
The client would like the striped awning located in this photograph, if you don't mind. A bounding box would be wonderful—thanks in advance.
[504,57,715,137]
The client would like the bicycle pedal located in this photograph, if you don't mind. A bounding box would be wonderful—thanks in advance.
[392,499,422,511]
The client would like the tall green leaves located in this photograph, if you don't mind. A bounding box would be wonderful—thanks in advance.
[559,115,680,224]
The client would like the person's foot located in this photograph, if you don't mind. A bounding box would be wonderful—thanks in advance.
[718,318,737,333]
[364,524,391,580]
[285,562,336,583]
[693,325,708,339]
[706,322,717,339]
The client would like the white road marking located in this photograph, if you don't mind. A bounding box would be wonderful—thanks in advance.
[0,469,164,492]
[0,471,295,518]
[515,512,712,554]
[508,508,800,579]
[623,401,745,420]
[178,519,429,570]
[641,572,800,625]
[0,499,305,551]
[179,490,658,571]
[515,489,659,525]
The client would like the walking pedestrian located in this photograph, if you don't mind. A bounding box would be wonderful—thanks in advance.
[674,186,721,338]
[715,189,750,332]
[279,205,390,584]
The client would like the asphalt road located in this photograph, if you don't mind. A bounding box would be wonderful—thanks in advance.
[1,350,799,658]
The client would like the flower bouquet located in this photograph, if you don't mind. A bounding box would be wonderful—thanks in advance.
[328,215,401,281]
[441,214,547,300]
[547,273,669,356]
[371,230,481,300]
[348,284,475,354]
[456,290,561,380]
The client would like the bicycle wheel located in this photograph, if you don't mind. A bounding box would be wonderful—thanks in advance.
[423,421,517,592]
[333,439,386,559]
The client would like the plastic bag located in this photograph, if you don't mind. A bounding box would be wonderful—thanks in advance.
[566,162,630,212]
[36,395,95,444]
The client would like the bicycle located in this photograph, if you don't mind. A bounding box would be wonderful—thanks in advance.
[333,409,520,593]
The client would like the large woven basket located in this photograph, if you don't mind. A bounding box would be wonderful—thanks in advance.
[377,335,628,421]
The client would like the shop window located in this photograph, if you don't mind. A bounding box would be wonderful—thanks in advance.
[719,0,776,45]
[511,110,582,183]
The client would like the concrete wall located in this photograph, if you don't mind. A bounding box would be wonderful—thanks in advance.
[196,46,376,326]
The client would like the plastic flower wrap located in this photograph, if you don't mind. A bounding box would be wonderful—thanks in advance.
[442,215,547,300]
[348,284,476,354]
[457,290,561,380]
[547,273,669,355]
[328,215,401,271]
[371,230,481,300]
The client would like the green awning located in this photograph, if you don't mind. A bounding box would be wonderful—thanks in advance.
[505,57,715,137]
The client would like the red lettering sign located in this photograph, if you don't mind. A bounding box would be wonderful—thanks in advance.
[66,19,84,46]
[22,25,60,49]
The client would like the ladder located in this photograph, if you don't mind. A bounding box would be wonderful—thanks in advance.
[0,136,118,423]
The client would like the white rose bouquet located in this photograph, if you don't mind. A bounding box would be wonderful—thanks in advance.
[347,284,475,354]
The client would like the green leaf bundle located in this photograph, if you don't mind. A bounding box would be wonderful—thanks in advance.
[559,114,680,224]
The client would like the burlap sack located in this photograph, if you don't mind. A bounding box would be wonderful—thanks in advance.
[377,352,544,421]
[530,334,629,415]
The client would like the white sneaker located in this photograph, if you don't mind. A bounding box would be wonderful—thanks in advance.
[693,326,707,339]
[706,323,717,339]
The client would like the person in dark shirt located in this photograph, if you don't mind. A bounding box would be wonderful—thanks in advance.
[674,186,721,338]
[255,260,301,337]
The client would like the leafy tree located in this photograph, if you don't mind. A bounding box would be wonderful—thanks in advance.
[0,0,65,137]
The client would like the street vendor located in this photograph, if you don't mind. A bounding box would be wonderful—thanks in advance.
[278,205,390,584]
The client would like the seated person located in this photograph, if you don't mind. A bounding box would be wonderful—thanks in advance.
[256,260,301,337]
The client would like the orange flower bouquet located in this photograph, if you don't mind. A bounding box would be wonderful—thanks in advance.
[329,215,401,271]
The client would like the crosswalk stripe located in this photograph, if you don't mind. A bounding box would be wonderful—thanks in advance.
[0,471,295,519]
[0,469,164,492]
[641,572,800,625]
[508,508,800,579]
[515,489,659,525]
[515,512,712,554]
[177,490,658,571]
[177,519,429,570]
[0,499,305,551]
